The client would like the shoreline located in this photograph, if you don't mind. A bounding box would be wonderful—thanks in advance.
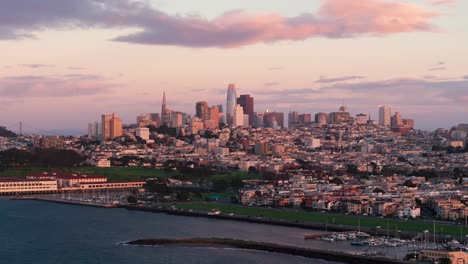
[124,238,418,264]
[122,205,426,240]
[11,198,459,241]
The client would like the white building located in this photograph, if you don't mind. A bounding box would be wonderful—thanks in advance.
[305,138,321,149]
[96,159,111,167]
[0,178,58,194]
[136,127,150,140]
[233,104,244,127]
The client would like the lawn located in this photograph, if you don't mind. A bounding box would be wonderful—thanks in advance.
[0,166,262,182]
[0,166,179,181]
[175,202,468,237]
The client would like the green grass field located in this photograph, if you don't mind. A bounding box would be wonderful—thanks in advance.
[0,166,179,181]
[175,202,468,237]
[0,166,260,182]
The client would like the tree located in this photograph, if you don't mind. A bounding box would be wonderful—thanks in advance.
[176,191,190,201]
[439,258,451,264]
[127,195,137,204]
[212,178,229,192]
[372,188,385,194]
[146,179,172,195]
[248,166,258,175]
[346,164,358,174]
[230,176,244,191]
[330,177,343,185]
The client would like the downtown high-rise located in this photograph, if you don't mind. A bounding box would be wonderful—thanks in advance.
[226,84,237,126]
[237,94,254,126]
[379,105,391,127]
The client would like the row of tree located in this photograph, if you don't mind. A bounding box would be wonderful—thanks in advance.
[0,148,85,169]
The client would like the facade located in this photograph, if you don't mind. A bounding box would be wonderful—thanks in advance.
[237,94,254,126]
[379,105,392,127]
[329,111,351,124]
[96,159,111,167]
[233,104,244,127]
[78,181,145,190]
[356,114,367,125]
[206,105,220,129]
[33,136,65,149]
[264,111,284,128]
[254,112,264,127]
[298,114,312,124]
[0,178,58,194]
[102,113,122,139]
[137,113,152,127]
[110,115,123,139]
[391,112,402,128]
[87,121,100,140]
[315,112,328,125]
[136,127,150,140]
[195,101,209,121]
[288,111,299,128]
[226,84,237,126]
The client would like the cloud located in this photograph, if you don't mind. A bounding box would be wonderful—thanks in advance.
[429,0,459,7]
[0,0,439,48]
[20,64,53,68]
[428,66,446,71]
[0,74,115,97]
[264,82,280,87]
[268,67,283,71]
[316,75,365,83]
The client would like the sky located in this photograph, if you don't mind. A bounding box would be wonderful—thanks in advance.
[0,0,467,134]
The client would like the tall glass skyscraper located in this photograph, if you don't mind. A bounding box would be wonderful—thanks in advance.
[226,84,237,126]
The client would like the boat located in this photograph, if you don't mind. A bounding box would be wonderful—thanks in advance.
[207,209,221,215]
[351,241,369,246]
[320,237,335,242]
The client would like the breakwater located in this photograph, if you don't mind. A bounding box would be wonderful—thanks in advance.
[125,238,418,264]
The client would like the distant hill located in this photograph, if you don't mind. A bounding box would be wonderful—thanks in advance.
[0,126,17,137]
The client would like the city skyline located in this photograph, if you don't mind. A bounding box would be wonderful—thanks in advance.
[1,0,467,133]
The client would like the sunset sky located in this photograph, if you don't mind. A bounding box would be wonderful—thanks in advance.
[0,0,467,134]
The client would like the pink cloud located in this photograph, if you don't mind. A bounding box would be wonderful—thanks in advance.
[113,0,438,47]
[430,0,459,7]
[0,0,440,48]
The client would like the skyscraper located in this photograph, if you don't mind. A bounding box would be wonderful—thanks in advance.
[195,101,209,121]
[315,112,328,125]
[161,92,171,125]
[288,111,299,128]
[206,105,220,129]
[379,106,392,127]
[226,84,237,126]
[237,94,254,126]
[101,113,122,140]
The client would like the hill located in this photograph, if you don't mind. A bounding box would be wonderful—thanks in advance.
[0,126,17,137]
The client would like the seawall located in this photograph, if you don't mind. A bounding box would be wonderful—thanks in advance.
[125,238,419,264]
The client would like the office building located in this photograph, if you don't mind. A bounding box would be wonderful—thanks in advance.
[315,112,328,125]
[298,114,312,124]
[136,127,150,140]
[237,94,254,126]
[196,101,209,121]
[102,113,123,139]
[288,111,299,128]
[379,105,391,127]
[226,84,237,126]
